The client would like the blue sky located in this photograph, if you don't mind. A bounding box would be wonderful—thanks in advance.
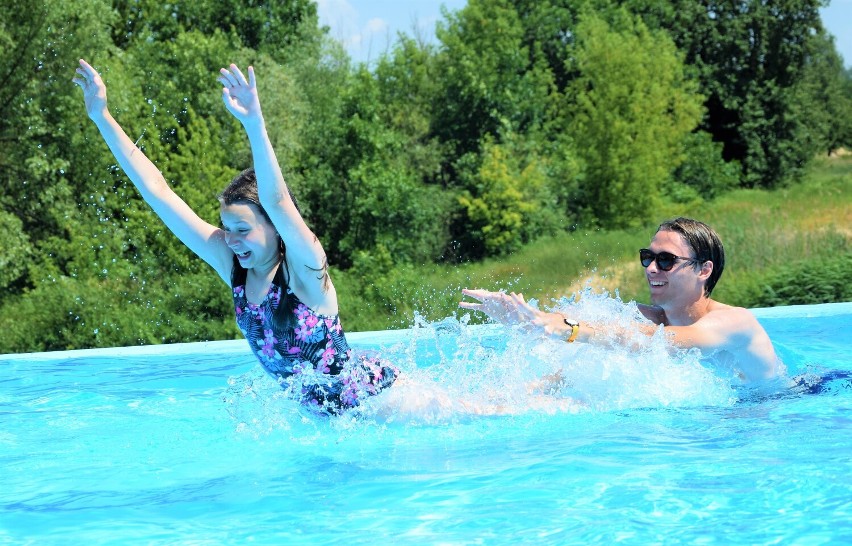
[317,0,852,68]
[316,0,467,63]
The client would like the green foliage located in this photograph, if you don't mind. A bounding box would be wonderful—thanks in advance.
[110,0,320,61]
[456,137,560,257]
[845,68,852,150]
[793,32,852,156]
[0,271,236,353]
[340,159,455,265]
[1,0,849,352]
[434,0,556,158]
[629,0,828,188]
[0,211,31,287]
[0,0,273,352]
[509,0,581,91]
[1,0,112,258]
[780,255,852,306]
[292,54,457,268]
[567,8,704,228]
[372,37,442,150]
[667,130,740,201]
[741,255,852,308]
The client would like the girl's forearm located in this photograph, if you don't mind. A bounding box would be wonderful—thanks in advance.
[242,118,289,204]
[240,116,325,266]
[90,111,169,200]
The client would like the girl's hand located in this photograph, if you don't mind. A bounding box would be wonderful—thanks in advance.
[72,59,108,120]
[217,63,262,125]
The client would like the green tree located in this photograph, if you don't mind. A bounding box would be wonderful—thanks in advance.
[434,0,556,160]
[0,0,315,350]
[567,9,703,228]
[667,130,740,201]
[793,33,852,156]
[510,0,582,91]
[0,0,115,292]
[627,0,829,188]
[845,68,852,150]
[110,0,321,61]
[371,36,447,185]
[295,57,455,268]
[457,136,558,257]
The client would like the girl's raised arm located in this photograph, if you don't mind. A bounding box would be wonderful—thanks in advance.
[218,63,336,312]
[74,59,232,283]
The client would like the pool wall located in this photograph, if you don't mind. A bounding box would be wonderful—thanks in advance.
[2,301,849,362]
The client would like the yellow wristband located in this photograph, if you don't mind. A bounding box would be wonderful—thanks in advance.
[560,315,580,343]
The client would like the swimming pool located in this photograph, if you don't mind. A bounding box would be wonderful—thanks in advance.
[2,301,850,544]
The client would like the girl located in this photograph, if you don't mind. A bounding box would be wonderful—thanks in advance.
[73,60,397,415]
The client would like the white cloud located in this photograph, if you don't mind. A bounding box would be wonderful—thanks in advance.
[316,0,359,45]
[357,17,391,52]
[365,17,389,34]
[319,0,467,63]
[317,1,394,61]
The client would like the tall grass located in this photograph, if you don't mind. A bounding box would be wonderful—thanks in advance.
[339,156,852,331]
[707,156,851,307]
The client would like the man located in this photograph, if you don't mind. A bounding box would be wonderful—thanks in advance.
[460,217,783,383]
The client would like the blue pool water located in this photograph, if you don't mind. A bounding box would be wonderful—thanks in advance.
[1,301,850,545]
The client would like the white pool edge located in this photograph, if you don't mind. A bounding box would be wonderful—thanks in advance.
[2,302,849,361]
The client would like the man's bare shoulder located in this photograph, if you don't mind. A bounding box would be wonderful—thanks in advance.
[704,301,761,329]
[703,301,780,380]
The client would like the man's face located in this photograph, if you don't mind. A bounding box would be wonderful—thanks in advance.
[644,230,705,307]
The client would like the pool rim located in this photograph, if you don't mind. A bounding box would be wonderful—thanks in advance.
[2,301,849,362]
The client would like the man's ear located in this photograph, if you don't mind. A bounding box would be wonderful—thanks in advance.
[699,260,714,281]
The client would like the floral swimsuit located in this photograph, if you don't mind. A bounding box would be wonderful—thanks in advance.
[232,265,397,415]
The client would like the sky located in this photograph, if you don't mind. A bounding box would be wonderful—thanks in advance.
[317,0,852,69]
[316,0,467,63]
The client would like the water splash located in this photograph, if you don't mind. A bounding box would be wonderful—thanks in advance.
[224,288,736,433]
[540,289,736,411]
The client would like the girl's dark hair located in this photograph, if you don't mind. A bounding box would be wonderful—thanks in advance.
[657,217,725,296]
[218,167,302,221]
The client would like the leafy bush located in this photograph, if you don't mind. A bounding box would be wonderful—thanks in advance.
[0,273,236,353]
[668,131,741,200]
[456,138,561,258]
[567,8,703,229]
[746,254,852,307]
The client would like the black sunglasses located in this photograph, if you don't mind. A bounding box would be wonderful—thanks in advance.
[639,249,700,271]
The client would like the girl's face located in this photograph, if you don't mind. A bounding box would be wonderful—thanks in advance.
[219,202,280,270]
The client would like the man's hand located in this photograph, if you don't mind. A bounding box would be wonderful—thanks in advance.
[461,288,580,341]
